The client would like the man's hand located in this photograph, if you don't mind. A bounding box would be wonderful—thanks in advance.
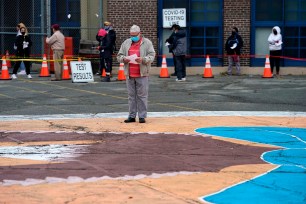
[123,57,131,63]
[135,57,142,64]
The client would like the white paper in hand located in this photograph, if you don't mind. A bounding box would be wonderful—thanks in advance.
[230,43,237,49]
[126,54,139,64]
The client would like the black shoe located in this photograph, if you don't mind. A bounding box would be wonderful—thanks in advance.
[170,73,177,76]
[139,118,146,123]
[124,117,136,123]
[101,77,110,82]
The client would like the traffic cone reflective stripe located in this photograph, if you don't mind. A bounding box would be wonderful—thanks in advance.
[0,56,12,80]
[262,55,273,78]
[117,63,126,81]
[6,50,11,68]
[39,54,51,77]
[203,55,214,78]
[61,56,71,80]
[159,55,170,78]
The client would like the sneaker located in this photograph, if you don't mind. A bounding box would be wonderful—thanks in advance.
[27,74,32,79]
[175,78,184,82]
[12,74,17,79]
[170,73,177,76]
[182,78,186,81]
[96,72,100,75]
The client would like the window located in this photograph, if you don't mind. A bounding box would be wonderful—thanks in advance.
[252,0,306,66]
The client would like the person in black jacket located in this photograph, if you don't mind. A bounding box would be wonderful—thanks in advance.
[96,28,113,82]
[225,27,243,76]
[12,27,32,79]
[96,21,116,78]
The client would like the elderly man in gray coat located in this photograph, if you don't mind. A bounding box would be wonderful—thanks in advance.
[117,25,155,123]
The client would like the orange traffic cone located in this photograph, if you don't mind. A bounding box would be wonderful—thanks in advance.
[39,54,51,77]
[262,55,273,78]
[117,63,126,81]
[62,56,71,80]
[101,68,106,77]
[202,55,214,78]
[159,55,170,78]
[0,56,12,80]
[6,50,11,68]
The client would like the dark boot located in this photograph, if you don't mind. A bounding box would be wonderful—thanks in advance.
[101,76,110,82]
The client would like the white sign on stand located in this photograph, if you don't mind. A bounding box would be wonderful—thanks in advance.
[163,8,186,28]
[70,61,94,83]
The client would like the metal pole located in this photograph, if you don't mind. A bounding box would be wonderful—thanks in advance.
[46,0,51,36]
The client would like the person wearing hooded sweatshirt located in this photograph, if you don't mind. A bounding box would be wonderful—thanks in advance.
[268,26,282,76]
[225,27,243,76]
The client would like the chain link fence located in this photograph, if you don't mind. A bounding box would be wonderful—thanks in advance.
[0,0,102,68]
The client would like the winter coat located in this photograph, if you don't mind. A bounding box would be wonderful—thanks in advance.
[225,32,243,55]
[96,34,113,58]
[117,37,155,78]
[171,29,187,56]
[46,30,65,50]
[15,34,32,57]
[268,26,282,51]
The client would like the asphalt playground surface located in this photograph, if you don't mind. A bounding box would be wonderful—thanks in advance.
[0,71,306,203]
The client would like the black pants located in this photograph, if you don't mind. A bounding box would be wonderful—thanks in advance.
[172,53,177,74]
[174,55,186,79]
[270,50,281,74]
[13,60,31,75]
[99,54,113,75]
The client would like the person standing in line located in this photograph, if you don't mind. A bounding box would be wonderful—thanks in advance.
[46,24,65,81]
[96,21,116,77]
[170,24,187,82]
[96,28,112,82]
[11,27,32,79]
[225,27,243,76]
[117,25,155,123]
[14,23,28,75]
[268,26,283,77]
[165,29,177,76]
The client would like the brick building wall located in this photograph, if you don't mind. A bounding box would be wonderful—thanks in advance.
[107,0,158,65]
[223,0,251,66]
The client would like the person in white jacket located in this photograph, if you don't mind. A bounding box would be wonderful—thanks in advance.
[268,26,282,76]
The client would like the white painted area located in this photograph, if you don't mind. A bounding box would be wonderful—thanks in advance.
[0,111,306,121]
[1,171,200,186]
[0,144,88,161]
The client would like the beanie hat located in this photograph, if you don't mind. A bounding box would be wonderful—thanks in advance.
[98,28,107,37]
[52,24,60,30]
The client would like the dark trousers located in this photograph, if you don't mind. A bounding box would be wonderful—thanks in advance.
[13,60,31,75]
[172,53,177,74]
[99,57,113,74]
[174,55,186,79]
[270,50,281,74]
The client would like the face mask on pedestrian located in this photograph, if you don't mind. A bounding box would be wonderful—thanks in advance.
[21,32,26,35]
[131,34,140,42]
[232,31,236,35]
[273,29,277,35]
[104,26,110,31]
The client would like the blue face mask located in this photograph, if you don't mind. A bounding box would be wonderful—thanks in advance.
[131,36,140,42]
[104,26,110,31]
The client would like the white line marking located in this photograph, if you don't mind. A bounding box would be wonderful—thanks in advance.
[0,111,306,121]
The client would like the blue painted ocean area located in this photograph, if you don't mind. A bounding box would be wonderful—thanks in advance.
[195,127,306,204]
